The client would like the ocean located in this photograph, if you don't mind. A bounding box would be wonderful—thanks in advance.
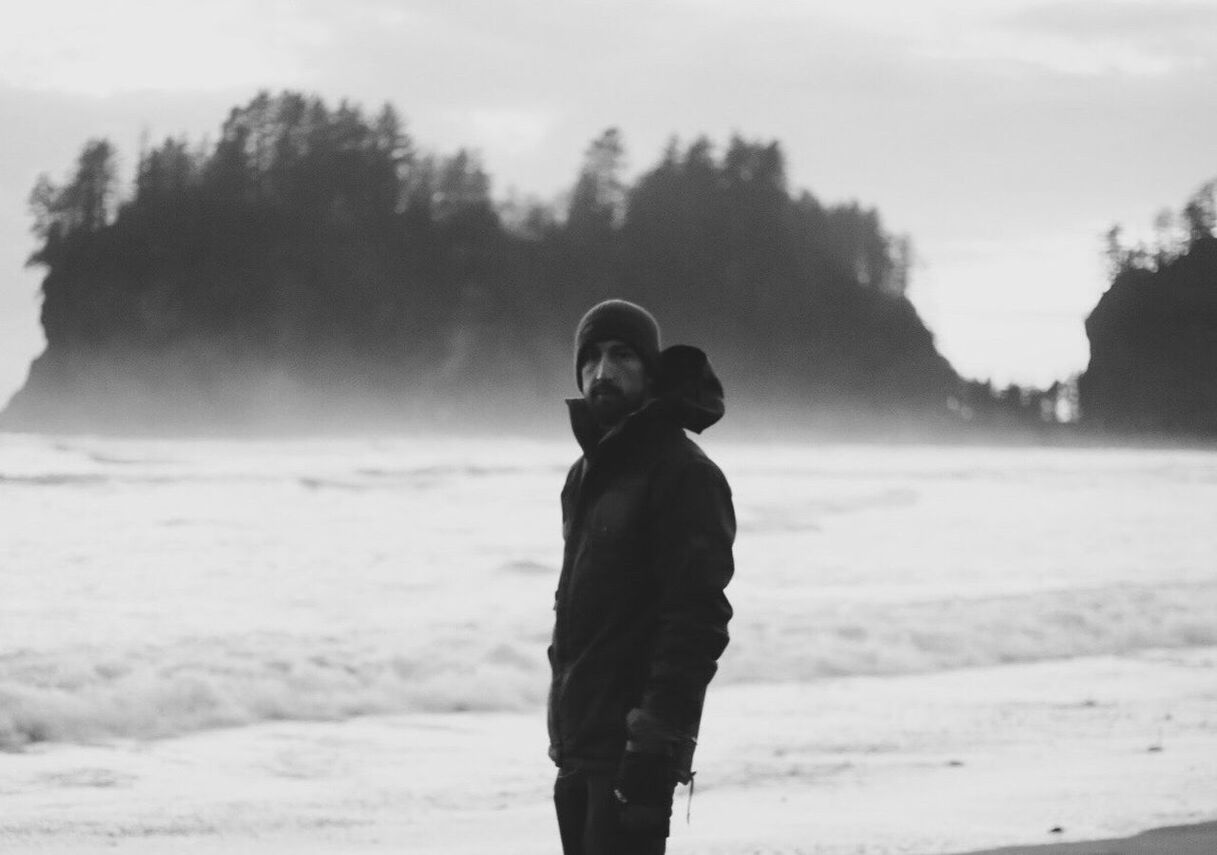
[2,432,1215,853]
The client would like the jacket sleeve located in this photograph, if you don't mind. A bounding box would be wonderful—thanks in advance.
[635,454,735,760]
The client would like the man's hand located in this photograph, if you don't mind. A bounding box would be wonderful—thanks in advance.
[613,750,677,836]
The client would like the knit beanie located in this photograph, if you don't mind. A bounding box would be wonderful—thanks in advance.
[573,299,662,390]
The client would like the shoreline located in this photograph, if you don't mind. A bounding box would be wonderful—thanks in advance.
[950,821,1217,855]
[3,652,1215,854]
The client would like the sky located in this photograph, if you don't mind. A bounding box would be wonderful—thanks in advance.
[2,0,1216,404]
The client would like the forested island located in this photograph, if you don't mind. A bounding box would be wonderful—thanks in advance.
[1081,182,1217,437]
[1,91,962,434]
[10,90,1212,439]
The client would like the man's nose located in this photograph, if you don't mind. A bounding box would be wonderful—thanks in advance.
[591,354,610,379]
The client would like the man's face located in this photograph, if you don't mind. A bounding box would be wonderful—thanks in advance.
[580,339,652,428]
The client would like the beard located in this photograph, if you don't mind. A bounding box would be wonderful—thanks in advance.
[586,379,644,428]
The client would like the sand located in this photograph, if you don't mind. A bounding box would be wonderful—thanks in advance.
[954,822,1217,855]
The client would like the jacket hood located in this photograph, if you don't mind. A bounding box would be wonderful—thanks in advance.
[653,344,724,433]
[568,344,725,451]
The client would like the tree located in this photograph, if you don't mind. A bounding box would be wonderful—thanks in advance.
[1182,181,1216,246]
[27,174,62,245]
[432,150,491,220]
[886,234,914,298]
[135,137,199,202]
[567,128,626,236]
[28,138,117,242]
[70,139,117,232]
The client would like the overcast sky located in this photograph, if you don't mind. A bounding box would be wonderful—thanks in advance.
[3,0,1216,404]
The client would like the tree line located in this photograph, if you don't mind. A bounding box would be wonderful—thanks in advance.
[10,90,960,430]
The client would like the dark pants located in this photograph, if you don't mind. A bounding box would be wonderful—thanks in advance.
[554,767,668,855]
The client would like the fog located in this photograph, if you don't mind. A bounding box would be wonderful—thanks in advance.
[0,362,1079,447]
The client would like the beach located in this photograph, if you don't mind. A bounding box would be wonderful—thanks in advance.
[2,434,1215,853]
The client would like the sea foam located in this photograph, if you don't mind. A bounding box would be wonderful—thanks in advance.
[0,634,548,748]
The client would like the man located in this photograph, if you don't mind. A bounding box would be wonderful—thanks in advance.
[548,299,736,855]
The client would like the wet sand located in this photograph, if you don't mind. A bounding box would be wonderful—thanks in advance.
[953,821,1217,855]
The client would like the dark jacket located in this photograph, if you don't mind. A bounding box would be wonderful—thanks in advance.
[547,346,736,780]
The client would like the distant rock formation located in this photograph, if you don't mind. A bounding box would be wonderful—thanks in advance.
[1081,186,1217,436]
[2,92,960,433]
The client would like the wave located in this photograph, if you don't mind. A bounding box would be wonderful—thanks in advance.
[297,465,550,492]
[1,462,564,492]
[3,582,1215,749]
[0,474,114,487]
[0,634,548,749]
[0,473,201,488]
[721,581,1217,683]
[740,488,920,532]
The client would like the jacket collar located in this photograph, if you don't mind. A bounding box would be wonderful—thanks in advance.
[566,396,666,458]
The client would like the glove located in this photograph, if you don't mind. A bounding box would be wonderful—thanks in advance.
[613,750,677,836]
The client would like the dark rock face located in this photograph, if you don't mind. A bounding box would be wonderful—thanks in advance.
[1081,237,1217,435]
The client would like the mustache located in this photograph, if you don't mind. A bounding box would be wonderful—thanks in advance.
[588,378,623,396]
